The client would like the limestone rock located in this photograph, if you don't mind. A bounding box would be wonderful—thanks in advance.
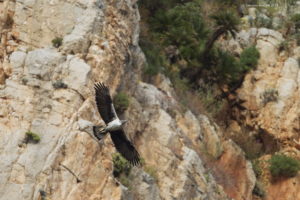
[25,49,65,81]
[131,82,231,200]
[14,0,88,47]
[9,51,26,79]
[0,0,256,200]
[130,168,161,200]
[62,56,92,98]
[236,28,258,48]
[62,4,104,54]
[0,66,5,84]
[266,176,300,200]
[0,0,141,199]
[210,140,256,200]
[198,114,223,159]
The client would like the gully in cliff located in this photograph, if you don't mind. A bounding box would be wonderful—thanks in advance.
[93,82,140,166]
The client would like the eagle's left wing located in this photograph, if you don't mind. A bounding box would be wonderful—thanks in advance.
[109,129,140,166]
[94,83,118,124]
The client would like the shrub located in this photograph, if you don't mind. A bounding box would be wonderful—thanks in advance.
[294,33,300,46]
[138,0,182,13]
[24,131,41,144]
[144,165,158,181]
[215,0,243,6]
[52,37,63,48]
[215,49,241,84]
[260,88,278,106]
[269,154,300,178]
[112,153,132,188]
[113,92,130,114]
[215,46,260,85]
[291,13,300,30]
[150,0,208,67]
[252,159,263,178]
[140,39,166,76]
[197,83,225,117]
[253,181,266,197]
[112,153,131,177]
[254,12,273,29]
[39,189,47,200]
[230,130,263,160]
[119,174,131,188]
[52,80,68,89]
[278,40,290,52]
[239,46,260,71]
[21,77,28,85]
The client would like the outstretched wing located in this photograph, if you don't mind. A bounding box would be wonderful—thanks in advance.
[94,83,118,124]
[110,129,140,166]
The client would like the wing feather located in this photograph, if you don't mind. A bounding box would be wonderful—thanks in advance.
[110,129,140,166]
[94,83,117,124]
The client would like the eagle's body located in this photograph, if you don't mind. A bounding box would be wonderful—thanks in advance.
[106,118,123,131]
[93,83,140,165]
[94,118,124,136]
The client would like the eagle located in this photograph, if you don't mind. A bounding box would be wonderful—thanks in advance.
[93,83,140,165]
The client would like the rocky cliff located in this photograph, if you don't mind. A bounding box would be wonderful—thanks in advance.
[6,0,300,200]
[0,0,258,200]
[223,26,300,199]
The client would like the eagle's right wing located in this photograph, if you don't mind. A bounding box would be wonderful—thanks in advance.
[110,129,140,166]
[94,83,117,124]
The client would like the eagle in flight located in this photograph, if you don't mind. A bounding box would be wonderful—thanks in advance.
[93,83,140,165]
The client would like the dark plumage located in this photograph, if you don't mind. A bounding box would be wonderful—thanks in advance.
[94,82,140,165]
[94,83,115,124]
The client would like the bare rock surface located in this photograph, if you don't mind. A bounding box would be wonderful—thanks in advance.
[0,0,257,200]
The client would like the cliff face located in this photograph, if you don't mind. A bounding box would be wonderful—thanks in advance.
[223,26,300,200]
[0,0,137,199]
[0,0,257,200]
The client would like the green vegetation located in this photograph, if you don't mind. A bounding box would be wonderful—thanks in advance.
[112,153,131,177]
[230,128,263,160]
[112,153,132,187]
[252,159,263,178]
[279,40,290,52]
[240,46,260,70]
[144,165,158,181]
[254,15,273,29]
[149,0,208,68]
[295,33,300,46]
[253,181,266,198]
[113,92,130,114]
[24,131,41,144]
[214,46,259,85]
[260,88,278,106]
[138,0,262,118]
[39,189,47,200]
[52,80,68,89]
[52,37,63,48]
[21,77,28,85]
[204,10,240,57]
[140,39,166,76]
[269,154,300,178]
[291,13,300,30]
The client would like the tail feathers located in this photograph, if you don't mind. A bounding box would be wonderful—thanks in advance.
[93,126,107,140]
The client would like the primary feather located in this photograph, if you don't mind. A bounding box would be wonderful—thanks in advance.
[94,83,116,124]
